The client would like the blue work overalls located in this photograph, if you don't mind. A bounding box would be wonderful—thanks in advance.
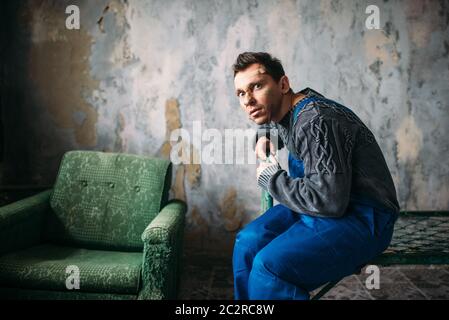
[232,98,398,300]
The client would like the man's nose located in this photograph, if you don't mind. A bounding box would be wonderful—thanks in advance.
[243,93,256,107]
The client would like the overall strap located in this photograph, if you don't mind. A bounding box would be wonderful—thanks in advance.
[293,96,357,124]
[292,97,323,124]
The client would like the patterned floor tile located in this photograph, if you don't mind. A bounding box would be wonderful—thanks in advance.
[399,268,449,299]
[177,252,449,300]
[358,266,409,284]
[366,283,428,300]
[320,278,373,300]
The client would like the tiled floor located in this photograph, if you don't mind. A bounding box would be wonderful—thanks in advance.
[178,251,449,300]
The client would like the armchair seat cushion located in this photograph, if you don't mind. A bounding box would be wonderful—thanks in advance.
[0,244,142,294]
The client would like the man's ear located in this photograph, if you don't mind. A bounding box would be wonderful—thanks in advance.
[279,75,291,94]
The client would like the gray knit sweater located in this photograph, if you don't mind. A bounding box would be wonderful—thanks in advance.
[257,88,400,218]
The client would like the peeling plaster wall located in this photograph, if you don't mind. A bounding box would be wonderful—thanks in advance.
[2,0,448,252]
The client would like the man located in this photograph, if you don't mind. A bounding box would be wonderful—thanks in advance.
[232,52,400,300]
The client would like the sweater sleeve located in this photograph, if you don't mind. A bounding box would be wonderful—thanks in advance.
[259,112,354,218]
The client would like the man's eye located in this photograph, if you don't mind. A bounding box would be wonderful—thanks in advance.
[238,92,245,97]
[254,83,262,89]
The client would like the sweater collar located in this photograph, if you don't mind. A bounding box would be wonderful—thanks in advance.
[277,87,324,128]
[299,87,325,99]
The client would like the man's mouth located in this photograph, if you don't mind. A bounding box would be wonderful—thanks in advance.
[250,108,263,117]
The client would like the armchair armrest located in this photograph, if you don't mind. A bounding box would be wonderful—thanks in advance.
[139,199,187,299]
[141,200,187,244]
[0,190,52,255]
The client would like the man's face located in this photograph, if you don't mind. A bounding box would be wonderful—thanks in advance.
[234,63,283,125]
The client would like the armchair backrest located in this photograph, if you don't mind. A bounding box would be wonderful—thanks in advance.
[45,151,172,251]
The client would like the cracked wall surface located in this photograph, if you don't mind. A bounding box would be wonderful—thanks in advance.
[1,0,448,251]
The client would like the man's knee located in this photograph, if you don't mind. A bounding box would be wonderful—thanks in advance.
[235,223,262,252]
[234,204,294,252]
[251,249,278,278]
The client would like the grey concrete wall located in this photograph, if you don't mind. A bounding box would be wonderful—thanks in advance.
[1,0,448,251]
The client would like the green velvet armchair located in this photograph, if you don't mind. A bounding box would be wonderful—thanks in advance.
[0,151,187,299]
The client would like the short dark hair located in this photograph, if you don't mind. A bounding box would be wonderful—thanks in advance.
[232,52,286,83]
